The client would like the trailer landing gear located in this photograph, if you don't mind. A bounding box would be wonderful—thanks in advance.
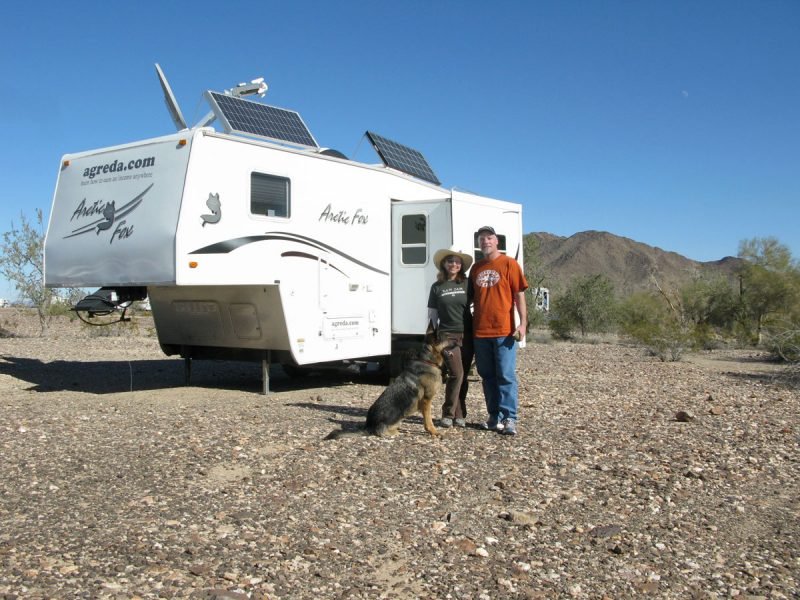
[182,351,271,395]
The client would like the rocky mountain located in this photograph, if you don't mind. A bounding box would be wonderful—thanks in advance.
[527,230,743,297]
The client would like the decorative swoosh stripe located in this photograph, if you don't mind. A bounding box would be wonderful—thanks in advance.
[64,184,154,238]
[190,235,271,254]
[189,232,389,276]
[282,251,347,276]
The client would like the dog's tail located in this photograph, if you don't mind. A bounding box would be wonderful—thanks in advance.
[324,427,369,440]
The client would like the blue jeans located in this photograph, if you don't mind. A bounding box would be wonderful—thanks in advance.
[473,336,518,422]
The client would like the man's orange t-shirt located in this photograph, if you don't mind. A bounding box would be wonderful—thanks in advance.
[469,254,528,338]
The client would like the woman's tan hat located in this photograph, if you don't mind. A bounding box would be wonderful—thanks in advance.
[433,245,474,271]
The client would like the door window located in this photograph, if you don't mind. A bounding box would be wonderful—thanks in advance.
[401,214,427,264]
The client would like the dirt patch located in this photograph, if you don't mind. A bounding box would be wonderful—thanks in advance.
[1,311,798,598]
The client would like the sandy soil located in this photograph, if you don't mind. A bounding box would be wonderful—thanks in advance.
[1,309,798,599]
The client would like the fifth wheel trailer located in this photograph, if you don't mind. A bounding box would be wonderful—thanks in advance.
[44,65,524,390]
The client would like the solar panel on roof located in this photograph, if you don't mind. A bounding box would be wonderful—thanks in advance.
[205,91,318,149]
[365,131,440,185]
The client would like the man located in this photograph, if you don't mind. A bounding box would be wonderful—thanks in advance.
[469,225,528,435]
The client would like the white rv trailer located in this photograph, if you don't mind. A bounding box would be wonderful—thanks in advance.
[44,66,524,389]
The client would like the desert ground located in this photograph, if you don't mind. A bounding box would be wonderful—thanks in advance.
[1,308,798,599]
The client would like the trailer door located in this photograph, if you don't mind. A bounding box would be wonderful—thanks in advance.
[391,199,451,334]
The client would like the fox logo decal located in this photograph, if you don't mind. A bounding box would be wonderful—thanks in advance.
[201,193,221,226]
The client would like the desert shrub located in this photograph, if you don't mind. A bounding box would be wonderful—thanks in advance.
[763,322,800,363]
[1,210,86,334]
[47,301,74,317]
[681,275,739,348]
[650,324,692,362]
[548,275,617,339]
[548,315,574,340]
[689,322,729,351]
[761,322,800,388]
[618,292,690,361]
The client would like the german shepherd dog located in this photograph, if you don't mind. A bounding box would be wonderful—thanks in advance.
[325,340,447,439]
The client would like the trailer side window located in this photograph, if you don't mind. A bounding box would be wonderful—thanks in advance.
[251,173,290,218]
[401,214,427,264]
[473,230,507,262]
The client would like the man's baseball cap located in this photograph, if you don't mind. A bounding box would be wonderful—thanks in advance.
[477,225,496,235]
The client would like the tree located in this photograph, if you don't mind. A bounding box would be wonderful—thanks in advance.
[739,237,795,272]
[548,274,616,338]
[680,275,739,347]
[736,237,800,345]
[1,210,52,331]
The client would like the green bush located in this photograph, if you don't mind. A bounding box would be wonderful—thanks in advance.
[548,315,575,340]
[547,275,617,339]
[618,292,690,361]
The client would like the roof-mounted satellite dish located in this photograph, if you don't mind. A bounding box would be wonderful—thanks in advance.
[155,63,188,131]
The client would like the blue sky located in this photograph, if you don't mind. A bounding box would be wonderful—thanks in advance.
[1,1,798,300]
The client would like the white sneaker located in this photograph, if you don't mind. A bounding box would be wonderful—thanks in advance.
[481,419,504,432]
[500,418,517,436]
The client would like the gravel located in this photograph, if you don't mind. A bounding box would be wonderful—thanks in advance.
[1,310,798,599]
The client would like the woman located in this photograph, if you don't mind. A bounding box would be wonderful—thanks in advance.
[427,245,475,428]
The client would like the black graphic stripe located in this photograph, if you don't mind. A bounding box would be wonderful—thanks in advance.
[269,231,390,275]
[281,251,347,276]
[190,235,271,254]
[190,232,389,276]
